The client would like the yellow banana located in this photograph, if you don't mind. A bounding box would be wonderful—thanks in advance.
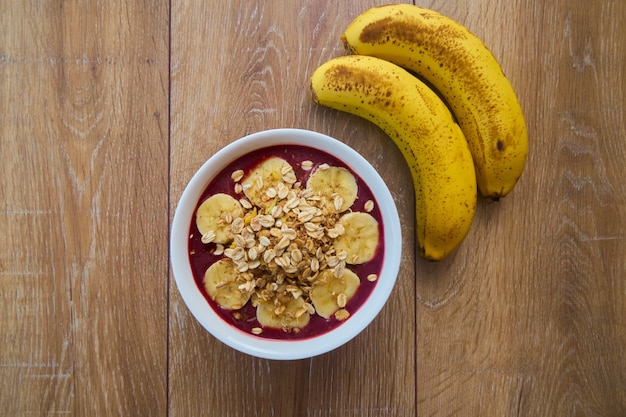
[333,212,380,265]
[341,4,528,199]
[306,165,358,213]
[310,55,476,261]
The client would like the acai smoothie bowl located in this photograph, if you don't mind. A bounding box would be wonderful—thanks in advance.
[170,128,401,360]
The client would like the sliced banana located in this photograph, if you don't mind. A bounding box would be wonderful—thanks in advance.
[333,211,379,264]
[310,269,360,319]
[196,193,243,244]
[241,157,296,208]
[256,296,311,329]
[306,165,357,213]
[203,258,251,310]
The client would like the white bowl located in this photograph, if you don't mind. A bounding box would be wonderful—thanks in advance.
[170,128,401,360]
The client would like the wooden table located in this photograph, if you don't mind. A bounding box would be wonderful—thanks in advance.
[2,1,625,415]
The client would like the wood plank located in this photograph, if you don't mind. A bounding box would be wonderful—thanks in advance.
[169,1,416,416]
[0,1,169,415]
[415,0,626,415]
[2,0,625,415]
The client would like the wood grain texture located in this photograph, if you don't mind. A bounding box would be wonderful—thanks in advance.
[169,1,416,416]
[2,0,625,416]
[1,0,169,415]
[415,1,626,416]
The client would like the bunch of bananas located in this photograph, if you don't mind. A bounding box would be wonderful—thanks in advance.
[310,4,528,261]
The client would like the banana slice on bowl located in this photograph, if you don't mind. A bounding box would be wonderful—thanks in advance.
[203,258,251,310]
[196,193,243,244]
[310,269,360,319]
[333,211,379,264]
[256,296,311,330]
[306,165,357,213]
[241,157,297,208]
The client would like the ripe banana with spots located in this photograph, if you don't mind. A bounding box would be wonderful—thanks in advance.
[341,4,528,199]
[310,54,476,261]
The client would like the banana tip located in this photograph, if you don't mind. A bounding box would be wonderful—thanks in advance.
[310,82,319,103]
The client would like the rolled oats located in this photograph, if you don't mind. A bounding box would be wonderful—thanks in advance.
[275,236,291,251]
[274,255,289,268]
[277,182,290,199]
[303,302,315,314]
[333,195,343,211]
[248,247,258,261]
[283,174,297,186]
[281,228,297,239]
[285,196,299,210]
[310,258,320,273]
[265,187,277,198]
[282,169,297,184]
[263,249,276,264]
[285,284,299,293]
[283,264,298,274]
[249,217,262,232]
[234,234,246,248]
[333,262,345,278]
[301,187,314,199]
[230,247,246,261]
[326,255,340,268]
[290,248,303,263]
[270,205,283,218]
[240,198,253,209]
[337,293,347,308]
[302,268,313,281]
[298,211,314,223]
[304,222,320,234]
[231,169,244,182]
[200,157,382,333]
[239,280,255,293]
[256,214,275,228]
[326,227,341,239]
[231,218,245,234]
[335,309,350,321]
[201,230,216,244]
